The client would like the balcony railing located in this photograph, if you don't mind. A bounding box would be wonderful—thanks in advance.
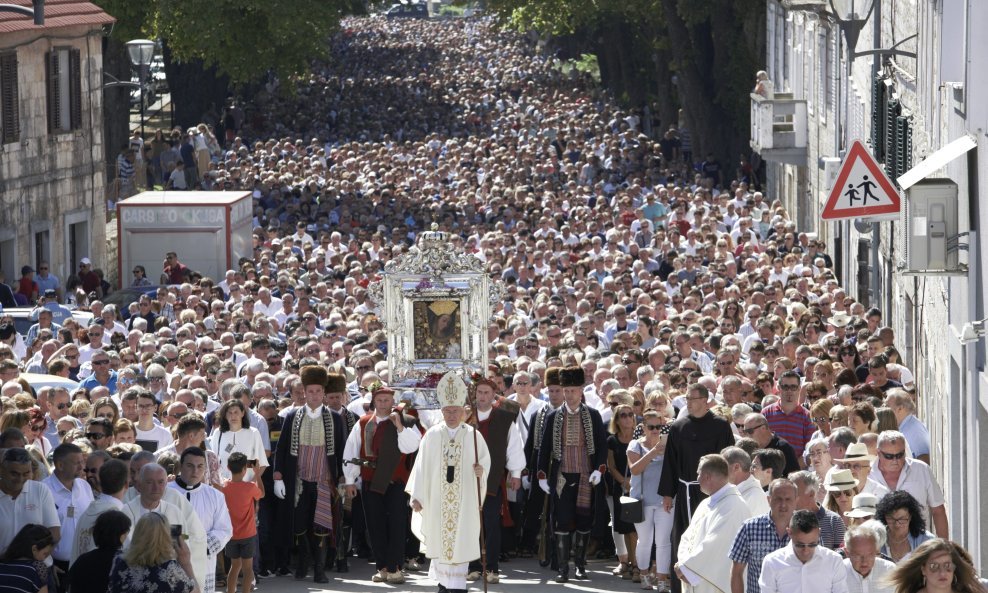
[750,92,808,165]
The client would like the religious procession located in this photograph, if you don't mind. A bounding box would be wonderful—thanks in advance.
[0,10,982,593]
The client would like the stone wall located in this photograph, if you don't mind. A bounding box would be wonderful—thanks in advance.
[0,27,107,286]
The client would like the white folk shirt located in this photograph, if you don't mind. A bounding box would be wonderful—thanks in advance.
[759,542,849,593]
[342,414,422,485]
[0,480,60,553]
[476,407,526,479]
[843,557,896,593]
[41,475,94,562]
[869,458,945,528]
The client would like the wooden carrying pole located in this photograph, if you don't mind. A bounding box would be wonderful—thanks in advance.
[472,417,488,593]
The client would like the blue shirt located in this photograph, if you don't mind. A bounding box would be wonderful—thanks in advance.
[729,513,790,593]
[627,439,664,507]
[80,371,118,395]
[898,414,931,458]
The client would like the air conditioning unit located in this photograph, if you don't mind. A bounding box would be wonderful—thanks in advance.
[901,179,961,273]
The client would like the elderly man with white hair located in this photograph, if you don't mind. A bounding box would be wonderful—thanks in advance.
[870,430,948,537]
[843,520,895,593]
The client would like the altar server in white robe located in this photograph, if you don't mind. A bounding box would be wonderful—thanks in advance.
[168,447,233,593]
[675,454,752,593]
[407,373,492,593]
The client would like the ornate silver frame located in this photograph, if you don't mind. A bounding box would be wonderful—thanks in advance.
[368,227,503,406]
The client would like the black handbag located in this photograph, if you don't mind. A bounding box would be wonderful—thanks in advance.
[619,495,643,523]
[618,457,643,523]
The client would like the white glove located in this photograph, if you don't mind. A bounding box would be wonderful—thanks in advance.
[539,478,550,494]
[589,470,602,485]
[522,476,531,490]
[274,479,286,499]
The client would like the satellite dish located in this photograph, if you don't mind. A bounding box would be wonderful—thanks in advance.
[854,220,873,233]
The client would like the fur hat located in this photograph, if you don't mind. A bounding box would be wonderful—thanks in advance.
[559,366,586,388]
[300,365,328,389]
[325,372,347,394]
[544,367,562,386]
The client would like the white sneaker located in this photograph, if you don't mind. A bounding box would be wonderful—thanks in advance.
[372,569,388,583]
[467,571,482,581]
[386,571,405,584]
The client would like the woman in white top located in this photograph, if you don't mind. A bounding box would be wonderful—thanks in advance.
[207,400,268,486]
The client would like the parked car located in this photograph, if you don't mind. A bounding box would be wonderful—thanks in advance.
[101,285,164,320]
[386,2,429,18]
[4,307,94,337]
[19,372,80,393]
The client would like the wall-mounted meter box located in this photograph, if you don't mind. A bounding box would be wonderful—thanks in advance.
[903,179,958,271]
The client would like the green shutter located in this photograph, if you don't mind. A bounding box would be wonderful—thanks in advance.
[871,78,886,161]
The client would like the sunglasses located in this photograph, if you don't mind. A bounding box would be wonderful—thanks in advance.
[85,432,107,440]
[813,417,831,423]
[645,424,664,431]
[92,360,110,366]
[880,451,906,460]
[792,542,820,549]
[742,423,766,435]
[183,361,196,367]
[617,412,634,419]
[56,403,69,410]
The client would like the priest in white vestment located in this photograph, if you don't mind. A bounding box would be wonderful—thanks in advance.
[407,373,492,593]
[724,446,770,517]
[675,454,752,593]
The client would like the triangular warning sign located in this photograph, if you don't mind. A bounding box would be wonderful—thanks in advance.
[822,140,902,220]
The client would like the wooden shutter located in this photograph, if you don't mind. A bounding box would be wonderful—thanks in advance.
[0,53,19,144]
[69,49,82,130]
[892,116,912,187]
[883,99,901,179]
[870,78,886,161]
[45,50,60,132]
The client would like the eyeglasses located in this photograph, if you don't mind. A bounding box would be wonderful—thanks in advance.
[792,542,820,549]
[85,432,107,440]
[355,365,372,372]
[58,430,68,437]
[92,359,110,366]
[880,451,906,460]
[741,423,766,435]
[926,562,955,573]
[887,515,911,526]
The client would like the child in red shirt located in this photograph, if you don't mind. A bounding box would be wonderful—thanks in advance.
[221,452,262,593]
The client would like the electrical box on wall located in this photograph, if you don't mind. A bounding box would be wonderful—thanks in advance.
[901,179,962,273]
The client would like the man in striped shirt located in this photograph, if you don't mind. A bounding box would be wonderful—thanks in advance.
[762,371,814,461]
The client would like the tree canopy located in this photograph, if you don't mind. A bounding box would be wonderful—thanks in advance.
[94,0,354,85]
[485,0,766,164]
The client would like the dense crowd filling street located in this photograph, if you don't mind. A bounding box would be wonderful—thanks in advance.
[1,15,977,593]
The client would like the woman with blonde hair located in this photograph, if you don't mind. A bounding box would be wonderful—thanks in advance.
[627,410,673,591]
[606,403,638,580]
[886,538,983,593]
[108,512,199,593]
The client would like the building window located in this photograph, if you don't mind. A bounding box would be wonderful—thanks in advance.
[0,52,18,144]
[45,47,82,134]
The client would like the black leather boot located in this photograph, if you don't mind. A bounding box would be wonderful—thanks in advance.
[554,532,572,583]
[572,531,590,579]
[336,526,351,573]
[293,537,309,580]
[312,536,329,583]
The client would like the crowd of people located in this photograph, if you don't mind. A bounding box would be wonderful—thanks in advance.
[1,14,985,593]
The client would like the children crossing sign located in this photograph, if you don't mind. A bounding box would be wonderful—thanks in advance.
[822,140,902,220]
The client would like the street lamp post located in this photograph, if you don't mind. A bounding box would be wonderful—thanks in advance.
[125,39,155,139]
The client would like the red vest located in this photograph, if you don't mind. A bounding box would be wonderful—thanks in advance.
[358,413,411,488]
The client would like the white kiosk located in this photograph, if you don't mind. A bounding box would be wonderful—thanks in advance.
[116,191,253,287]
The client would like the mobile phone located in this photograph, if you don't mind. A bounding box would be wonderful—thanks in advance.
[170,524,182,544]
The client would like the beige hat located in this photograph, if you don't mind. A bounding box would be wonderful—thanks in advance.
[826,312,852,327]
[824,468,859,492]
[437,371,467,408]
[844,493,879,518]
[834,442,877,463]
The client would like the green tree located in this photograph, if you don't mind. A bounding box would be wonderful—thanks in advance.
[94,0,360,130]
[486,0,765,170]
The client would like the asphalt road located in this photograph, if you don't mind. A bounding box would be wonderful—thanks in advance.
[251,555,647,593]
